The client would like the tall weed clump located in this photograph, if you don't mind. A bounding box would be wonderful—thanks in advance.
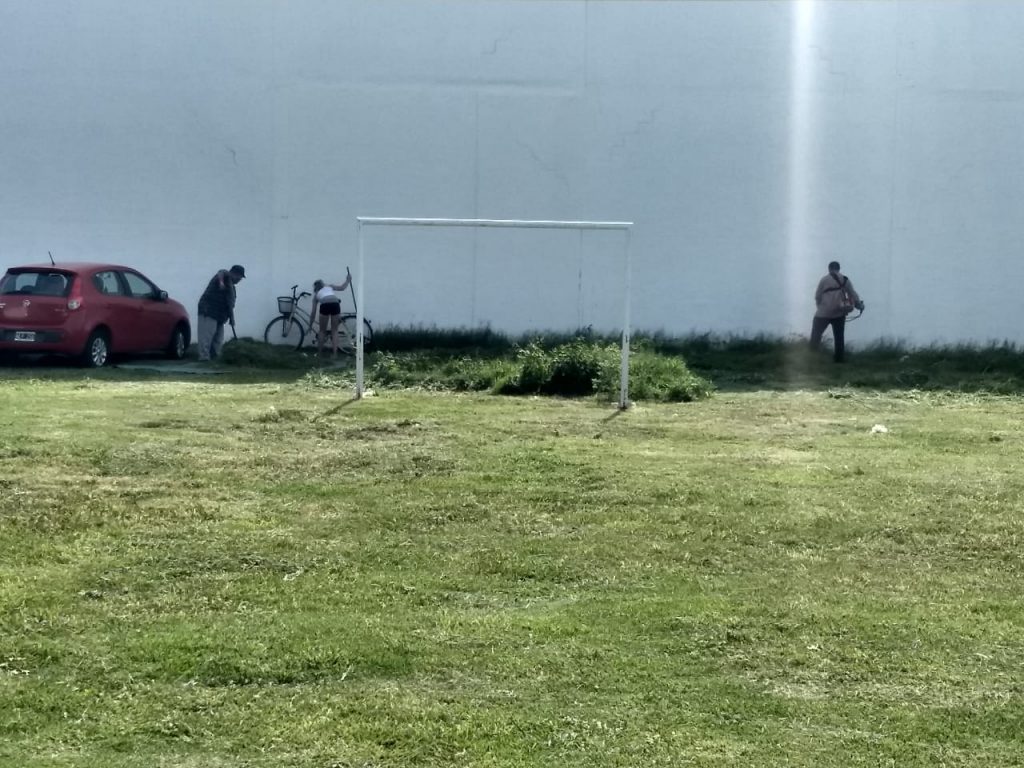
[608,348,715,402]
[229,332,714,402]
[497,339,712,402]
[506,339,619,396]
[371,351,519,392]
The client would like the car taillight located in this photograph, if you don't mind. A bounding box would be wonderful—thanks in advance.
[67,298,82,310]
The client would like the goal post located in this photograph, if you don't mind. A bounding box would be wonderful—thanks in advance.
[354,217,635,408]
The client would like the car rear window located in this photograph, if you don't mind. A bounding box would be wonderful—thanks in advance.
[0,270,73,298]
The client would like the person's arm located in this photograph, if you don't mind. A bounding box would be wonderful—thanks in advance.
[332,275,351,292]
[814,277,825,306]
[847,279,864,310]
[310,289,319,318]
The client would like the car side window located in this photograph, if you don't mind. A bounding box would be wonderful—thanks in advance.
[93,271,122,296]
[120,271,157,299]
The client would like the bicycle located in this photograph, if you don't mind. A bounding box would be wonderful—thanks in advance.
[263,270,373,353]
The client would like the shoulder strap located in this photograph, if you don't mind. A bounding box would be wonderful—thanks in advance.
[823,274,847,293]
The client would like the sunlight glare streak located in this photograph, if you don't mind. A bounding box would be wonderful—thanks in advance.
[785,0,819,337]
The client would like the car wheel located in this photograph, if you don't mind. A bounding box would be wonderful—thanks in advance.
[81,329,110,368]
[166,324,188,360]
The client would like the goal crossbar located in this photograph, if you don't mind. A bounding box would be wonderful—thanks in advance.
[354,216,635,408]
[358,217,633,230]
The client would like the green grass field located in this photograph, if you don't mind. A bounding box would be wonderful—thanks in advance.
[1,360,1022,766]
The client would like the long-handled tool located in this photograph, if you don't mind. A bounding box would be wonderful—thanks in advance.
[346,266,356,313]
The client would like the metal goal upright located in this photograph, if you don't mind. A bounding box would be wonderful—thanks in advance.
[354,217,635,408]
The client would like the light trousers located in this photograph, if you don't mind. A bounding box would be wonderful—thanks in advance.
[197,314,225,361]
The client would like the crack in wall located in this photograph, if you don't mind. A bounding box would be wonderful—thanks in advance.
[516,139,571,194]
[608,108,661,156]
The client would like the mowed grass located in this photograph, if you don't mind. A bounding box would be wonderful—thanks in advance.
[1,369,1022,766]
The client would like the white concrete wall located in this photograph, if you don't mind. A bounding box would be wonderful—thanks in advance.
[2,0,1022,345]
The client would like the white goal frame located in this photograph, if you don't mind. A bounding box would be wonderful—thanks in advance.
[355,217,635,408]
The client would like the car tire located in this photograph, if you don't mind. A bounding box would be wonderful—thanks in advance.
[166,324,189,360]
[81,329,110,368]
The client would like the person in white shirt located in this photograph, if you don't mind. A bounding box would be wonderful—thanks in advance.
[311,275,352,357]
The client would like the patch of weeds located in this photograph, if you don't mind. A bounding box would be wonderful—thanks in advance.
[341,419,427,439]
[370,352,516,393]
[299,369,352,389]
[202,328,1024,398]
[827,388,856,399]
[362,338,711,402]
[499,339,618,397]
[137,418,191,429]
[220,338,314,369]
[495,339,711,402]
[252,406,306,424]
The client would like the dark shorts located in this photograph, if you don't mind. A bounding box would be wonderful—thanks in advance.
[319,301,341,317]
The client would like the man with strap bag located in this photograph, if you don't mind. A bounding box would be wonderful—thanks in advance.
[810,260,864,363]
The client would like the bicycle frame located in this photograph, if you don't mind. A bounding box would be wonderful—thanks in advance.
[265,276,373,353]
[264,285,314,349]
[283,304,313,337]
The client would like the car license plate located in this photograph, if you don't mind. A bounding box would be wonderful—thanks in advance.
[14,331,36,342]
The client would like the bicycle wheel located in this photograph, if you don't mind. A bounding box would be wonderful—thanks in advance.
[263,315,305,350]
[338,315,373,355]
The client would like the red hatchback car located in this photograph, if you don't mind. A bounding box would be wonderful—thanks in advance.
[0,262,191,367]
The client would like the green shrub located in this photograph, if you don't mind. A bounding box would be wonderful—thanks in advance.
[508,342,554,393]
[606,350,715,402]
[491,339,711,402]
[496,339,615,396]
[220,330,1024,397]
[541,339,619,396]
[370,351,519,393]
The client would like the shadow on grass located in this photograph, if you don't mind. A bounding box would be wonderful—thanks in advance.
[315,397,361,419]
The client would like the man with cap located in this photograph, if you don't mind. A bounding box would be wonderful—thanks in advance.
[197,264,245,362]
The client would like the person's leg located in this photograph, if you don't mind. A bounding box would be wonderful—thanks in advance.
[331,314,341,356]
[197,314,216,361]
[809,316,829,350]
[210,322,226,359]
[831,317,846,362]
[318,313,328,356]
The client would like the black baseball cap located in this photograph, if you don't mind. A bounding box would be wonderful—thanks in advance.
[229,265,246,278]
